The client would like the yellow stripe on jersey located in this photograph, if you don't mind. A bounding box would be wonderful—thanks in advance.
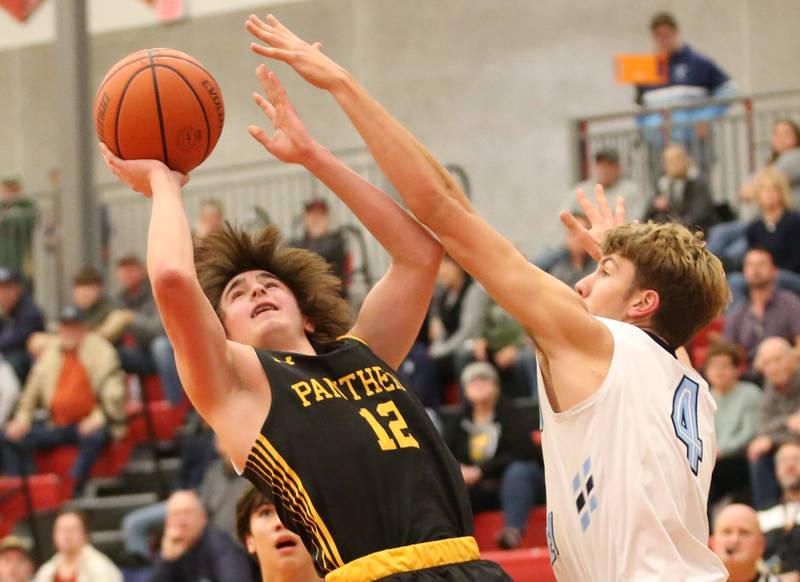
[325,536,480,582]
[336,334,369,347]
[247,434,344,569]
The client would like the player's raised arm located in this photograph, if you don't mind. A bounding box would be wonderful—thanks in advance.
[248,65,442,369]
[246,14,612,406]
[98,146,263,463]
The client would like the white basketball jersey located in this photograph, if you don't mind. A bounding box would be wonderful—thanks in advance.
[538,318,727,581]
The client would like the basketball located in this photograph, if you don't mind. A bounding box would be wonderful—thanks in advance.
[93,48,225,174]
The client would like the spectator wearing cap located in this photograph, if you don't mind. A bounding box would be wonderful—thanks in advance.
[0,175,37,280]
[236,486,320,582]
[1,305,126,496]
[711,504,780,582]
[757,440,800,576]
[571,148,644,221]
[0,267,45,381]
[0,535,34,582]
[289,199,347,289]
[443,362,543,550]
[645,144,718,232]
[113,254,184,404]
[33,509,121,582]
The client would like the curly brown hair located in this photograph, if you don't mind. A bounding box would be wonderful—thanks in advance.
[602,222,731,347]
[195,223,353,350]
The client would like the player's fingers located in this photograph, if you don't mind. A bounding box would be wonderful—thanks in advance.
[250,43,294,63]
[252,93,276,124]
[595,184,613,221]
[246,21,292,49]
[311,42,323,51]
[576,188,600,222]
[614,195,627,225]
[266,14,294,36]
[248,125,271,148]
[561,212,602,261]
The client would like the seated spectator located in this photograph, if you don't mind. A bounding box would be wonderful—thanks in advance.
[0,175,37,281]
[122,435,250,561]
[707,341,762,506]
[113,254,184,404]
[456,298,537,399]
[2,306,126,496]
[151,490,254,582]
[289,198,347,288]
[0,267,44,381]
[235,486,321,582]
[0,535,34,582]
[0,354,21,426]
[194,198,225,241]
[712,504,780,582]
[723,248,800,371]
[545,213,596,289]
[70,267,119,336]
[739,168,800,297]
[33,510,122,582]
[571,148,644,222]
[645,144,717,232]
[747,337,800,509]
[404,255,488,408]
[708,119,800,271]
[757,440,800,577]
[443,362,543,550]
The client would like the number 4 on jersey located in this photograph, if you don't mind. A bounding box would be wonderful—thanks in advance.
[671,376,703,475]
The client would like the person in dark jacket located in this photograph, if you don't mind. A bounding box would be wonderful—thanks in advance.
[443,362,544,550]
[151,490,254,582]
[0,267,44,382]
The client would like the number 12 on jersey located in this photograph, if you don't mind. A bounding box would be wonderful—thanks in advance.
[360,401,420,451]
[671,376,703,475]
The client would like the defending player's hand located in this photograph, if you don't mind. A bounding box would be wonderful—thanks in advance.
[98,143,188,198]
[248,64,319,165]
[559,184,626,261]
[246,14,347,91]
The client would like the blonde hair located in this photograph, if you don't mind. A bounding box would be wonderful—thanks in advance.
[755,166,793,210]
[602,222,731,347]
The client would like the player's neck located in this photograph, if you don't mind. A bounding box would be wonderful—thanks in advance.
[256,335,316,355]
[262,563,319,582]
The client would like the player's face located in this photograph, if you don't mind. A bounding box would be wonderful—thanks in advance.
[712,511,764,567]
[775,444,800,491]
[246,503,313,575]
[575,255,640,321]
[221,270,312,349]
[0,549,33,582]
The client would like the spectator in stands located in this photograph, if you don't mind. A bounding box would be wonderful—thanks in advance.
[0,175,37,281]
[723,248,800,371]
[570,148,644,222]
[0,535,34,582]
[545,213,596,289]
[709,119,800,271]
[757,440,800,577]
[33,510,122,582]
[456,298,537,399]
[122,435,250,561]
[113,254,184,404]
[635,12,736,176]
[235,486,320,582]
[736,168,800,298]
[289,198,347,286]
[0,267,44,381]
[747,337,800,509]
[0,354,20,426]
[1,305,126,496]
[405,255,488,408]
[443,362,543,550]
[711,504,780,582]
[706,341,762,505]
[151,490,254,582]
[194,198,225,241]
[645,144,717,232]
[70,266,123,338]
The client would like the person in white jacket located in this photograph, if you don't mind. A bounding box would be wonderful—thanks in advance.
[0,355,20,426]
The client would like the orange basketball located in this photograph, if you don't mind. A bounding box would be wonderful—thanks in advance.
[94,48,225,174]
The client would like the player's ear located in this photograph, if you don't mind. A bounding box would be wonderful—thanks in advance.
[627,288,660,321]
[245,533,257,555]
[303,316,316,334]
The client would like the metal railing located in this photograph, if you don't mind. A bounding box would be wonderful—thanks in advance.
[574,88,800,203]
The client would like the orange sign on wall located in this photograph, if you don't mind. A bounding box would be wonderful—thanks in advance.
[0,0,44,22]
[614,53,668,85]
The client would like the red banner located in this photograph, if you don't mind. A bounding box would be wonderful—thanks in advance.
[0,0,44,23]
[140,0,183,22]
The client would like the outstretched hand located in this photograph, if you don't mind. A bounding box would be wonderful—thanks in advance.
[248,64,319,165]
[246,14,348,91]
[559,184,626,261]
[98,143,188,197]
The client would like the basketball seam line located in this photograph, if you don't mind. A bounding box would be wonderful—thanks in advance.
[113,65,153,158]
[148,50,171,168]
[152,63,213,161]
